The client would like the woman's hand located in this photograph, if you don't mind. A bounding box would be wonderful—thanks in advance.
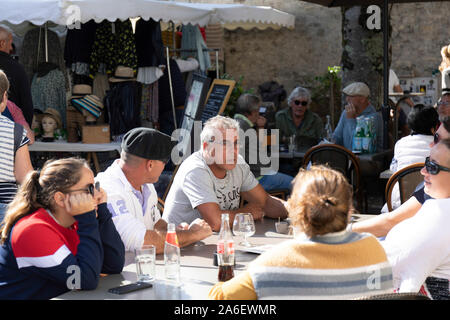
[94,187,107,205]
[64,193,96,216]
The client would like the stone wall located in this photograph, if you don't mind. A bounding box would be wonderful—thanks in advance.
[192,0,450,109]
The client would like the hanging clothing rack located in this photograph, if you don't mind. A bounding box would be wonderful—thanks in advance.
[163,46,221,129]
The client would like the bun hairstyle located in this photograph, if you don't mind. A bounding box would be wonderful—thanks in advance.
[439,45,450,72]
[287,165,353,237]
[0,157,89,244]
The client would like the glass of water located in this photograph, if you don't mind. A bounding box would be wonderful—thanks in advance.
[233,213,255,247]
[135,245,156,283]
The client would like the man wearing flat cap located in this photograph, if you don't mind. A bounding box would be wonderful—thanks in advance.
[332,82,383,152]
[95,127,212,253]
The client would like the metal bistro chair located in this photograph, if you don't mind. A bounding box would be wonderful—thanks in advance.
[302,144,366,213]
[385,162,424,212]
[354,292,430,300]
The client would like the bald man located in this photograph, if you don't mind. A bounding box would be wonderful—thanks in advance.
[0,26,33,126]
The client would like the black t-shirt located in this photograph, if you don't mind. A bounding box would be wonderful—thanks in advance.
[412,181,433,204]
[0,51,34,126]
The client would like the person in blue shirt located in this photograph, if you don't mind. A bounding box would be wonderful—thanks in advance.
[332,82,383,152]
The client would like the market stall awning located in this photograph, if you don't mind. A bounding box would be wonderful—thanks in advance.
[0,0,295,30]
[1,0,66,25]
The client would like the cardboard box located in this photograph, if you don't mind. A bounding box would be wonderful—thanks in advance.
[82,125,110,144]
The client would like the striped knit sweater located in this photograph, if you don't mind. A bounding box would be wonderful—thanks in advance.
[209,231,394,300]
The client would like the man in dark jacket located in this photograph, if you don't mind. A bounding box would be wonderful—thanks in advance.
[0,26,33,126]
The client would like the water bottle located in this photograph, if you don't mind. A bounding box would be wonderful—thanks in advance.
[164,223,180,282]
[352,117,364,152]
[217,213,235,282]
[324,115,333,141]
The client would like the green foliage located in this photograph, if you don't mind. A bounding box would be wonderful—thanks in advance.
[220,73,254,117]
[310,66,342,127]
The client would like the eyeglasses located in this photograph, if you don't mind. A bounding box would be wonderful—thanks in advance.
[424,157,450,175]
[67,181,100,196]
[294,100,308,106]
[437,101,450,107]
[433,132,440,145]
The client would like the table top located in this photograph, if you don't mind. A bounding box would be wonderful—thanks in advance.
[54,214,373,300]
[29,141,122,153]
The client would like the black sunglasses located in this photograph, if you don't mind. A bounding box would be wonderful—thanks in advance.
[68,181,100,196]
[425,157,450,175]
[433,132,440,145]
[294,100,308,106]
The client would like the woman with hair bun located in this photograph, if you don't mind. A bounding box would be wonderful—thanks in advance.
[0,157,124,299]
[209,165,394,300]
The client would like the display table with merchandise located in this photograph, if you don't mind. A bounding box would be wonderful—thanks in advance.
[29,141,122,173]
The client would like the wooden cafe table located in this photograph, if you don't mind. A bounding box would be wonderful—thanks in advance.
[54,214,372,300]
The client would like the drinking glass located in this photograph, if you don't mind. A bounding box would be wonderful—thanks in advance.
[233,213,255,247]
[135,245,156,283]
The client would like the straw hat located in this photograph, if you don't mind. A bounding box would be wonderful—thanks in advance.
[42,108,62,129]
[70,84,93,99]
[71,94,103,118]
[109,66,136,83]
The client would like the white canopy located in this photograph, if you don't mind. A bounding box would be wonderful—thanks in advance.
[0,0,295,30]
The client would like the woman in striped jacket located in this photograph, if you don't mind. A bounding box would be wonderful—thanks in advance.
[209,165,394,300]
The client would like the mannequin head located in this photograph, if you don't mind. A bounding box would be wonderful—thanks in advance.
[41,115,58,138]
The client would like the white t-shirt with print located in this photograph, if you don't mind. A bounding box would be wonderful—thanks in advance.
[162,151,259,226]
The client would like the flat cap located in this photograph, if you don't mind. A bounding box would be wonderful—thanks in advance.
[121,127,176,162]
[343,82,370,97]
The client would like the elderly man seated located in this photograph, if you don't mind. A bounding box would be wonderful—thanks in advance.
[162,115,288,232]
[332,82,383,152]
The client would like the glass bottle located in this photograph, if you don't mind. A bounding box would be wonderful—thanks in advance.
[324,115,333,141]
[217,213,235,282]
[164,223,180,282]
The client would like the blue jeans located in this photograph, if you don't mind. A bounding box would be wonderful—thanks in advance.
[259,172,294,192]
[0,203,8,223]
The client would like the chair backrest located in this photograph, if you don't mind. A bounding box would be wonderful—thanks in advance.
[355,292,430,300]
[302,144,363,210]
[385,162,424,212]
[162,164,181,202]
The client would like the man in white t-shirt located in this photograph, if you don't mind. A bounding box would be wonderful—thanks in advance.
[381,139,450,299]
[162,115,288,231]
[96,127,212,253]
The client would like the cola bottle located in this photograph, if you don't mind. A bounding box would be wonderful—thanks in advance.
[217,213,235,282]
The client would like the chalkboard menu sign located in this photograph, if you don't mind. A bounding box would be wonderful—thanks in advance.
[200,79,235,123]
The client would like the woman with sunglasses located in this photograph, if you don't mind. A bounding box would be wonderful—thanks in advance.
[381,139,450,300]
[275,86,324,148]
[351,116,450,237]
[0,157,125,299]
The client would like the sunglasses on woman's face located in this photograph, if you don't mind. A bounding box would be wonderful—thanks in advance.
[68,181,100,196]
[425,157,450,175]
[294,100,308,106]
